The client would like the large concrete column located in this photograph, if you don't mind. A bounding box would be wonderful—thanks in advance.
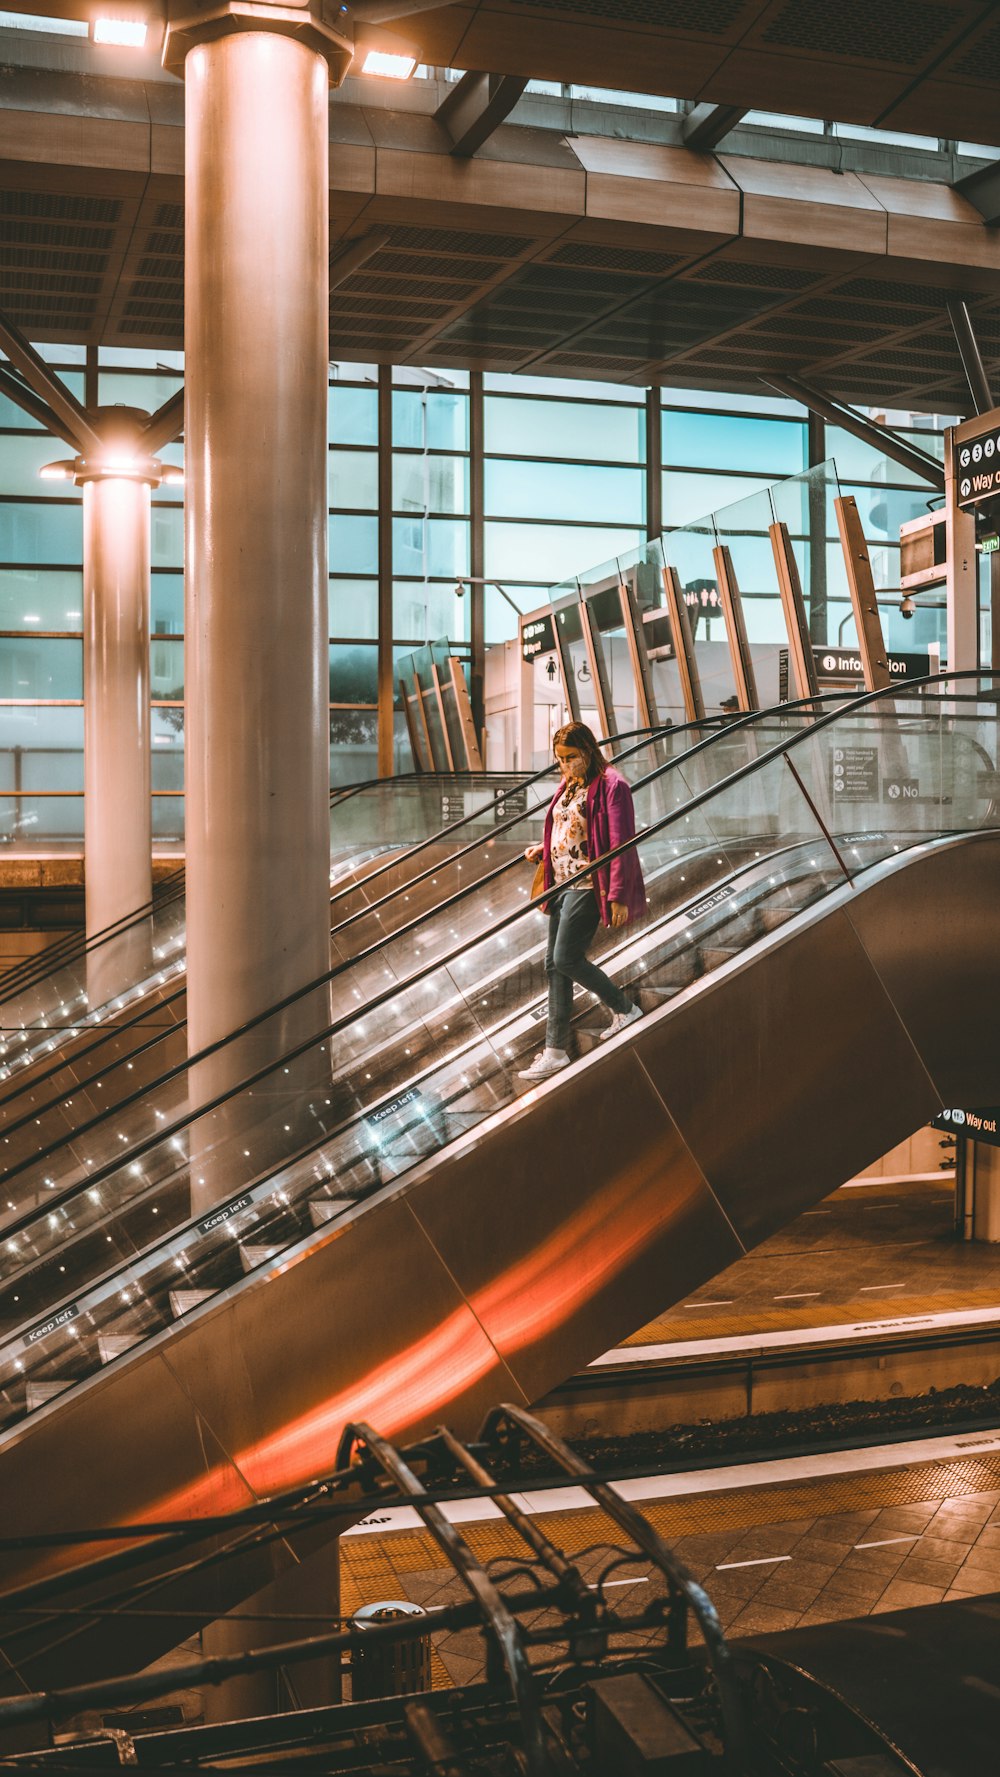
[80,421,157,1006]
[171,16,348,1191]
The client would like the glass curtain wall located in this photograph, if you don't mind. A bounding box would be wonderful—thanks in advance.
[0,351,953,832]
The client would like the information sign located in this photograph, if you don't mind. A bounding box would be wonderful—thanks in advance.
[521,614,556,664]
[197,1193,253,1237]
[814,647,931,683]
[494,785,528,824]
[933,1107,1000,1149]
[955,419,1000,508]
[830,744,879,802]
[440,792,466,825]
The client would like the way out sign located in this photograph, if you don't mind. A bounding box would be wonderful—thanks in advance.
[955,411,1000,508]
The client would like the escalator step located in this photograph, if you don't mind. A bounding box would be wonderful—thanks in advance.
[309,1197,354,1227]
[758,905,795,934]
[25,1380,71,1412]
[98,1332,143,1365]
[169,1289,214,1319]
[239,1245,279,1274]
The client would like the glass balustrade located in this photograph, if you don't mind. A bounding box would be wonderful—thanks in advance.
[2,673,995,1431]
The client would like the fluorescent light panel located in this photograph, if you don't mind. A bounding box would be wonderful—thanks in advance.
[362,48,415,79]
[92,15,146,43]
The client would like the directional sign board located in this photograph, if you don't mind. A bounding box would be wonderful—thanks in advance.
[955,411,1000,509]
[521,614,556,665]
[814,646,931,684]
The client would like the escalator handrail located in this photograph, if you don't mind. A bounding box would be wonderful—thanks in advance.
[0,680,951,1222]
[0,699,837,1130]
[2,688,992,1361]
[0,734,670,1011]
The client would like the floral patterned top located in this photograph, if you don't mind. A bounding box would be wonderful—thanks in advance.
[550,780,591,887]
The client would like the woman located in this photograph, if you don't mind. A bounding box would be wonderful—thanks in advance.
[519,721,646,1082]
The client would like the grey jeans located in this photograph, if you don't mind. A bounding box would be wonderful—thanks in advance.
[545,887,630,1051]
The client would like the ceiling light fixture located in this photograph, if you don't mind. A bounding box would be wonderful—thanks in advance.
[91,15,147,44]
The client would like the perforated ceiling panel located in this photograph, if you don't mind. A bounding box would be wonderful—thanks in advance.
[761,0,963,64]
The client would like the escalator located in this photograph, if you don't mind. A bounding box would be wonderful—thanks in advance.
[1,674,996,1696]
[0,736,689,1158]
[0,702,837,1221]
[0,699,853,1321]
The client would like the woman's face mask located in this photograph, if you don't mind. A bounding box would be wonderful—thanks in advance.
[555,746,587,783]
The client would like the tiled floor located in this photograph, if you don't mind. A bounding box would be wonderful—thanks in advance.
[340,1453,1000,1686]
[622,1173,1000,1346]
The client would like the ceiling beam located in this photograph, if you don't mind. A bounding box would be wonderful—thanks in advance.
[0,363,73,441]
[946,297,994,415]
[142,386,185,455]
[0,309,101,456]
[954,158,1000,228]
[435,71,529,158]
[760,372,945,490]
[681,103,747,154]
[329,228,392,288]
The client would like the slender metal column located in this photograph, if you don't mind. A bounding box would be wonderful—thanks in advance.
[182,30,332,1139]
[377,364,394,776]
[944,428,980,672]
[82,470,153,1002]
[469,370,486,751]
[645,387,662,543]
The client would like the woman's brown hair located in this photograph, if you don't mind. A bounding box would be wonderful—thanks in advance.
[552,721,607,780]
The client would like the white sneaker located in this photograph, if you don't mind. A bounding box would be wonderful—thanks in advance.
[600,1002,643,1042]
[517,1047,571,1081]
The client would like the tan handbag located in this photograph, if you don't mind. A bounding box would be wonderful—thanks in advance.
[530,858,546,900]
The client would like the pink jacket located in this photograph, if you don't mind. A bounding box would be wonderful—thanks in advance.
[541,767,646,926]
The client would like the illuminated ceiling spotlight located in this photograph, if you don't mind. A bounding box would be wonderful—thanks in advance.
[38,460,76,481]
[355,23,417,79]
[90,14,148,44]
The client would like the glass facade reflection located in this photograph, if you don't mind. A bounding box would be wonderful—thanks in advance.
[0,346,955,836]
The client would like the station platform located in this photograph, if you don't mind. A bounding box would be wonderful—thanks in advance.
[340,1137,1000,1690]
[340,1428,1000,1689]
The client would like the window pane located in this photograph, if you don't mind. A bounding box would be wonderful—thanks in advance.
[330,514,379,575]
[97,370,183,409]
[0,703,83,798]
[844,483,933,543]
[330,709,379,785]
[826,426,937,487]
[664,412,806,475]
[0,636,82,698]
[0,568,83,630]
[662,472,775,527]
[485,582,519,645]
[151,574,184,635]
[150,636,183,700]
[0,501,81,564]
[329,449,378,510]
[330,642,377,703]
[485,458,643,524]
[329,385,378,446]
[151,707,184,790]
[485,396,644,462]
[151,505,183,569]
[485,521,643,582]
[393,581,466,644]
[330,579,378,639]
[393,389,469,451]
[393,454,469,515]
[392,516,469,578]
